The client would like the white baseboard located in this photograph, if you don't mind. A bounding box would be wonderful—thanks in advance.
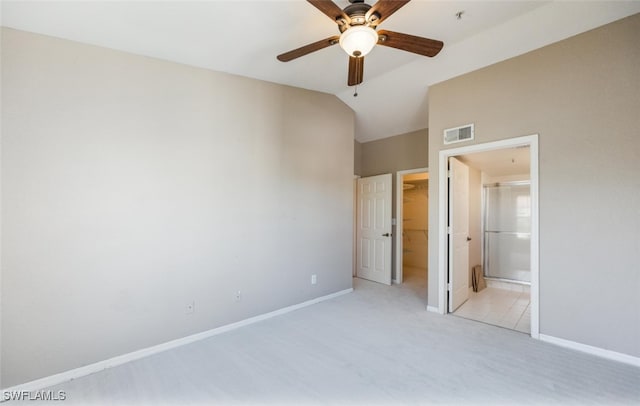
[1,288,353,396]
[427,305,440,314]
[539,334,640,367]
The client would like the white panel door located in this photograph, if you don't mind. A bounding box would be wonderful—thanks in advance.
[448,157,470,311]
[357,174,392,285]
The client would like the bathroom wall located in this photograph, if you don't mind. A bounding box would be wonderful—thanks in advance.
[468,166,482,287]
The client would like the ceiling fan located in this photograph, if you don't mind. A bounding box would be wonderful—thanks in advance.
[277,0,444,87]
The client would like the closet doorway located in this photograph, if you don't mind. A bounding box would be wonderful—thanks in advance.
[395,168,428,290]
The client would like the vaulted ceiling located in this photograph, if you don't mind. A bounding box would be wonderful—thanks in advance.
[2,1,639,142]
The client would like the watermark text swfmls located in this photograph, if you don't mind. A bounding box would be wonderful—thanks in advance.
[2,390,67,401]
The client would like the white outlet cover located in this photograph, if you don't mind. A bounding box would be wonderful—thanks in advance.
[311,274,317,284]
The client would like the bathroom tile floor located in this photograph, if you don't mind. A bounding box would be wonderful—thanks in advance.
[453,286,530,334]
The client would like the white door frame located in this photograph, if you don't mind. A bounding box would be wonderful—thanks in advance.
[395,167,428,284]
[437,135,540,339]
[353,175,360,277]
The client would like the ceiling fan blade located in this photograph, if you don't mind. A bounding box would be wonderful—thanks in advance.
[348,56,364,86]
[307,0,351,25]
[377,30,443,57]
[366,0,411,26]
[277,35,340,62]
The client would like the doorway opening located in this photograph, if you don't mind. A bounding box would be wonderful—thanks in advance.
[395,168,429,301]
[451,150,531,333]
[437,135,539,338]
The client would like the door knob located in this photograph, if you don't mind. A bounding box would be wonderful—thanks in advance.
[467,236,472,241]
[383,233,391,237]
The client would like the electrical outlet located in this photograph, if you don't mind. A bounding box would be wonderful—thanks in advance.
[185,301,195,314]
[311,274,317,285]
[235,290,242,302]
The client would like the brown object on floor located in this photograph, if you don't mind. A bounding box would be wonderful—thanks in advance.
[472,265,486,292]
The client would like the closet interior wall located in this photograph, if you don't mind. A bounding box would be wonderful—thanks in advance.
[402,181,428,270]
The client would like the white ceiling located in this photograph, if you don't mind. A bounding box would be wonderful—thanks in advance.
[459,146,530,177]
[2,1,639,142]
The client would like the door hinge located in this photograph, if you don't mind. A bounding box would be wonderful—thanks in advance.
[447,170,452,178]
[447,226,452,234]
[447,282,452,291]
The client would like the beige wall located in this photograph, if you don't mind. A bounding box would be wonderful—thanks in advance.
[428,14,640,357]
[359,129,428,177]
[468,166,482,287]
[1,28,355,387]
[354,140,362,176]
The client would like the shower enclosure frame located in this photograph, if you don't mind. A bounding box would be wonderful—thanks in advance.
[482,180,532,285]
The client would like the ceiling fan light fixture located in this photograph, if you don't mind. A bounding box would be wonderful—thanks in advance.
[339,25,378,57]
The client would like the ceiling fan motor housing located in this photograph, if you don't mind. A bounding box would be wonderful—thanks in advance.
[341,1,375,31]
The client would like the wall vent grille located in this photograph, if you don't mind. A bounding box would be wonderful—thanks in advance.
[444,124,474,145]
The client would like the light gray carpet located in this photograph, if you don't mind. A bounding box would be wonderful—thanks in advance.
[14,277,640,405]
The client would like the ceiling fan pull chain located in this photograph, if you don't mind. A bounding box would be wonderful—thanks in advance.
[354,85,358,97]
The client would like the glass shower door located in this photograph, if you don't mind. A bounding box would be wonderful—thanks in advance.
[483,182,531,283]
